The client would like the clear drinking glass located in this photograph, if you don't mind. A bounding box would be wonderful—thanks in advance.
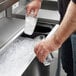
[24,12,37,35]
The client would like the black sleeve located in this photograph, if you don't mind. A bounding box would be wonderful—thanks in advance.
[72,0,76,3]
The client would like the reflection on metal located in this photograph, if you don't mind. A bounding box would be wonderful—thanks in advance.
[0,0,18,12]
[0,17,24,52]
[5,7,12,17]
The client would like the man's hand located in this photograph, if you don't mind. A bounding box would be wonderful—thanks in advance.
[34,39,51,63]
[26,0,41,16]
[34,1,76,64]
[34,34,61,63]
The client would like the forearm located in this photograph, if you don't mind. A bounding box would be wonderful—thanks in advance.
[53,1,76,46]
[46,1,76,50]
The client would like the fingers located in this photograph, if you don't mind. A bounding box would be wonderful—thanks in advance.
[26,5,32,16]
[26,5,39,16]
[26,8,38,16]
[25,0,41,16]
[34,43,40,55]
[34,42,49,63]
[34,43,41,60]
[36,45,44,63]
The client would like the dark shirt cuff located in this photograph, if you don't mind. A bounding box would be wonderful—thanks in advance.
[72,0,76,3]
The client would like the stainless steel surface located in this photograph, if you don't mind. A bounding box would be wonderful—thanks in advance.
[0,35,66,76]
[0,1,66,76]
[5,6,12,17]
[0,17,24,52]
[12,7,60,25]
[0,0,18,12]
[12,0,60,24]
[0,36,39,76]
[41,0,58,10]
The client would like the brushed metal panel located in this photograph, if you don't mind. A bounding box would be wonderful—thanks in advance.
[0,0,18,12]
[0,17,24,51]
